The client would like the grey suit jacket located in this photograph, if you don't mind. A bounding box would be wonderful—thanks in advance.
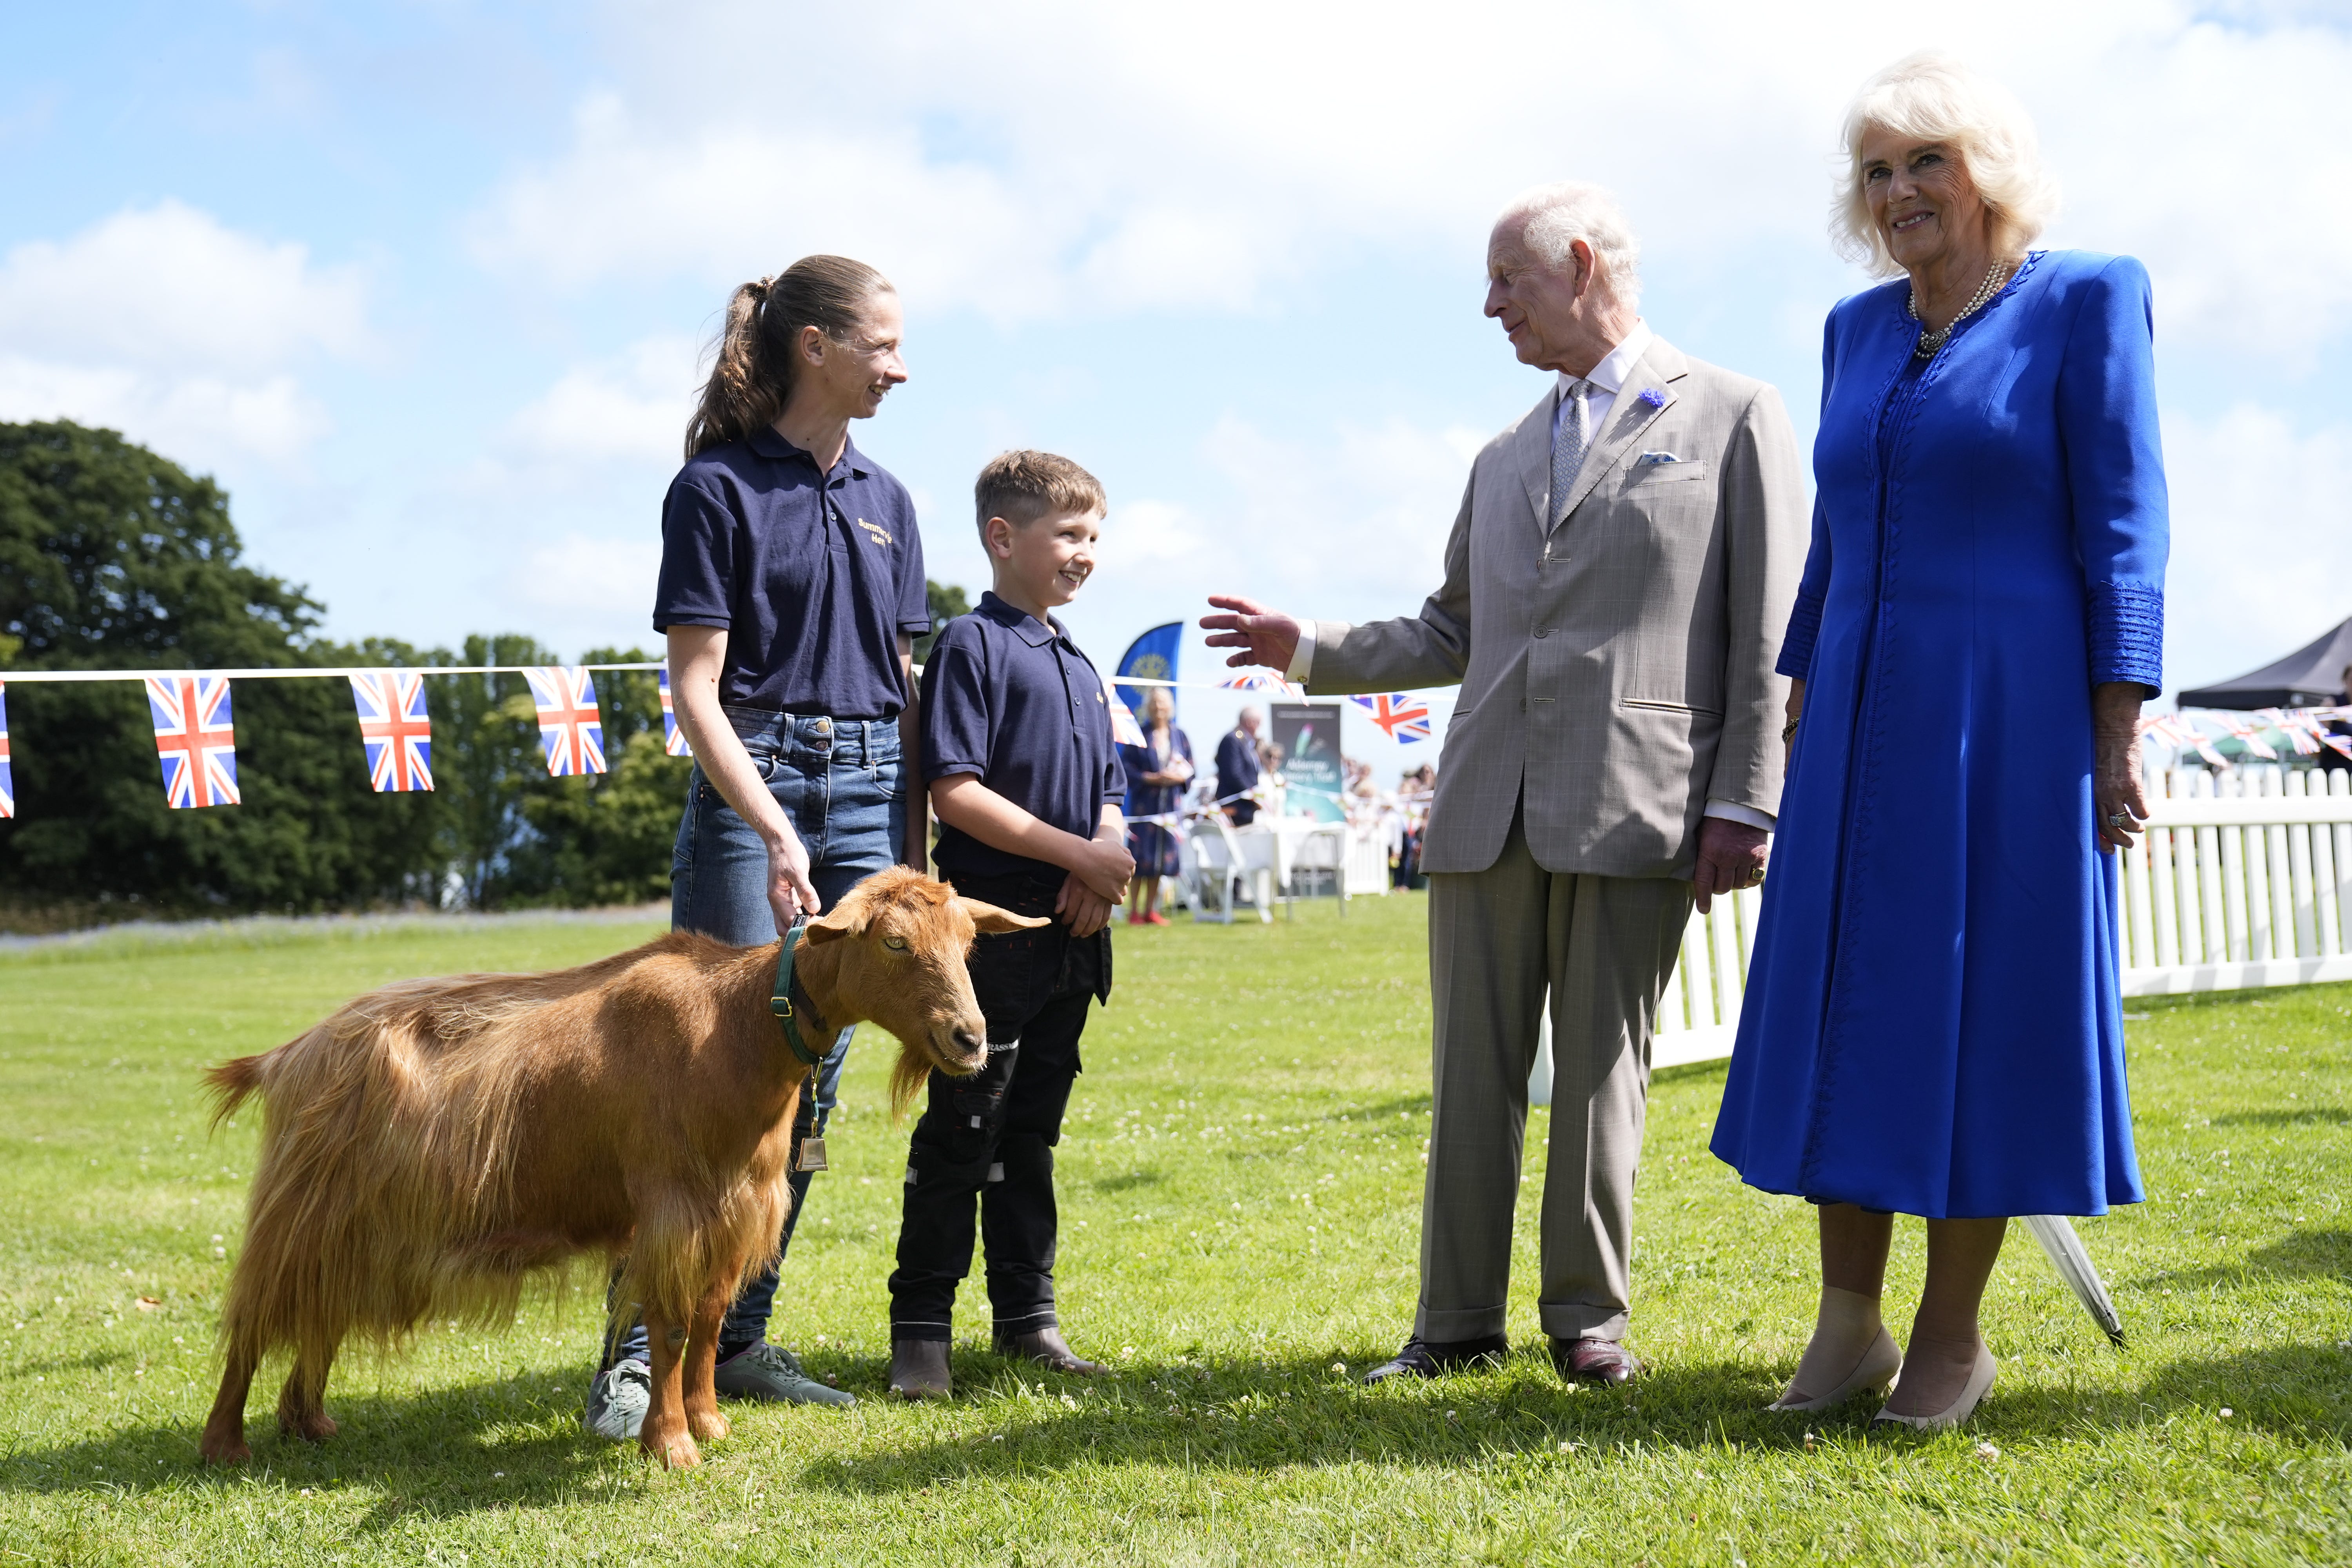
[1308,337,1805,878]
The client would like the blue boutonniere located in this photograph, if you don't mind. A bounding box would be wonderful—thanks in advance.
[1638,387,1666,409]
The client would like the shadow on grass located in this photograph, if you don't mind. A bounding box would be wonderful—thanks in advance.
[22,1347,137,1377]
[1089,1169,1167,1194]
[800,1334,2352,1494]
[2212,1108,2351,1127]
[0,1366,608,1520]
[2129,1228,2352,1292]
[799,1348,1792,1494]
[2131,1343,2352,1441]
[1345,1094,1433,1123]
[6,1340,2343,1510]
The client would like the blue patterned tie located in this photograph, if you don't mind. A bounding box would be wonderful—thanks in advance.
[1550,379,1590,528]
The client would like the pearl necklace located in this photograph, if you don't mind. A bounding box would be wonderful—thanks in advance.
[1907,258,2015,358]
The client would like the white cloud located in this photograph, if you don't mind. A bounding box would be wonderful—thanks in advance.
[518,532,665,620]
[2014,15,2352,367]
[1106,499,1206,566]
[508,334,701,464]
[0,358,329,463]
[1069,413,1486,642]
[2160,404,2352,694]
[0,200,368,463]
[0,199,368,372]
[471,98,1080,320]
[465,2,2352,369]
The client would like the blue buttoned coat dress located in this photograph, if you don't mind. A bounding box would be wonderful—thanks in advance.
[1711,250,2165,1219]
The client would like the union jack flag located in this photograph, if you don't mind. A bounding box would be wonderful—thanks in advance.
[2221,715,2278,761]
[146,675,239,808]
[1350,692,1432,743]
[1106,691,1146,748]
[0,682,13,819]
[1218,672,1301,697]
[657,669,691,757]
[2261,708,2330,757]
[349,672,434,792]
[2144,712,2231,769]
[524,666,606,777]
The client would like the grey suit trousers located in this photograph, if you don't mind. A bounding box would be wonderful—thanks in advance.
[1415,803,1693,1344]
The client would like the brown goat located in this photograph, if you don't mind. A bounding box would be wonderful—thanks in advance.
[197,867,1045,1470]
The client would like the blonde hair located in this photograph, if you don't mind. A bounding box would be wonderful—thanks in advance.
[684,255,893,460]
[973,449,1106,544]
[1832,53,2058,277]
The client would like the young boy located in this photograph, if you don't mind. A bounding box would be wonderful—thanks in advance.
[886,449,1134,1399]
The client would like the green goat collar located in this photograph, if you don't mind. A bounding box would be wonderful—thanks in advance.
[768,924,828,1068]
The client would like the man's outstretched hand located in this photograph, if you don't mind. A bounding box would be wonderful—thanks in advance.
[1201,595,1302,672]
[1693,817,1769,914]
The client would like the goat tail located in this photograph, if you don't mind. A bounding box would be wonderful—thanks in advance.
[204,1053,269,1133]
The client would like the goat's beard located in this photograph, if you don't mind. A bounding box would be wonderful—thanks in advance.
[886,1038,985,1121]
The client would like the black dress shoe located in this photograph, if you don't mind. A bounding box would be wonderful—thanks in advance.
[1550,1336,1640,1385]
[1362,1334,1509,1384]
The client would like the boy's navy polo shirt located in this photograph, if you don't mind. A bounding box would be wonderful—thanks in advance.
[921,592,1127,884]
[652,428,930,719]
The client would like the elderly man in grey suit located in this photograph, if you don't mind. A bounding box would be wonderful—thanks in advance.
[1204,182,1804,1385]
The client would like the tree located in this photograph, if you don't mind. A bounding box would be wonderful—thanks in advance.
[428,633,557,909]
[915,579,970,662]
[499,647,690,908]
[0,421,439,915]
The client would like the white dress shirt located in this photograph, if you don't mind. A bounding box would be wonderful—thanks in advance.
[1552,320,1653,468]
[1286,319,1773,835]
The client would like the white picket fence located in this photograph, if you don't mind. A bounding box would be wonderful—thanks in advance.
[1537,766,2352,1084]
[2114,767,2352,995]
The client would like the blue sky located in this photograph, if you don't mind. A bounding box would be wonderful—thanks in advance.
[5,1,2349,774]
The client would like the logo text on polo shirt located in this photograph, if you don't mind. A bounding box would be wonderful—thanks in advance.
[856,518,894,546]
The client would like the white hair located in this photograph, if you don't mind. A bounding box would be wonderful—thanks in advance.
[1834,52,2060,277]
[1496,181,1642,308]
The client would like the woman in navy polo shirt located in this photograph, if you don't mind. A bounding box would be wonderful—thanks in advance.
[587,254,932,1438]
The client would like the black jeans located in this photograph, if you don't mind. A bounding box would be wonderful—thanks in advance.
[888,869,1109,1343]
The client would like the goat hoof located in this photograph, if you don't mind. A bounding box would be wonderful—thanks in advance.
[642,1428,701,1470]
[278,1410,338,1444]
[199,1428,250,1467]
[688,1408,730,1442]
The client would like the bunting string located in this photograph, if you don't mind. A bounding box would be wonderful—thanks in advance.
[2,655,2339,822]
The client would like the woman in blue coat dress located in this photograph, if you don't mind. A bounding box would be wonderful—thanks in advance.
[1120,686,1194,924]
[1711,55,2164,1430]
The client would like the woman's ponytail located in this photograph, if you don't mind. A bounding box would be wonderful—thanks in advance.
[684,256,893,460]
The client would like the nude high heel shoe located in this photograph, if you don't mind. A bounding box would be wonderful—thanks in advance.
[1768,1325,1902,1412]
[1871,1342,1997,1431]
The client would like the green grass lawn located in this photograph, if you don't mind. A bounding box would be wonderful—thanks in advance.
[0,897,2346,1565]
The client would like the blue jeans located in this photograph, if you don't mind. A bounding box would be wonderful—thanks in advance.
[606,707,905,1365]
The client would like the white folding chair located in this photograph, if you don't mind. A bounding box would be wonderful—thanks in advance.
[1201,814,1277,923]
[1181,813,1243,924]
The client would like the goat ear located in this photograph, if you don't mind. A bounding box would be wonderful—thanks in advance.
[958,898,1052,935]
[803,906,864,945]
